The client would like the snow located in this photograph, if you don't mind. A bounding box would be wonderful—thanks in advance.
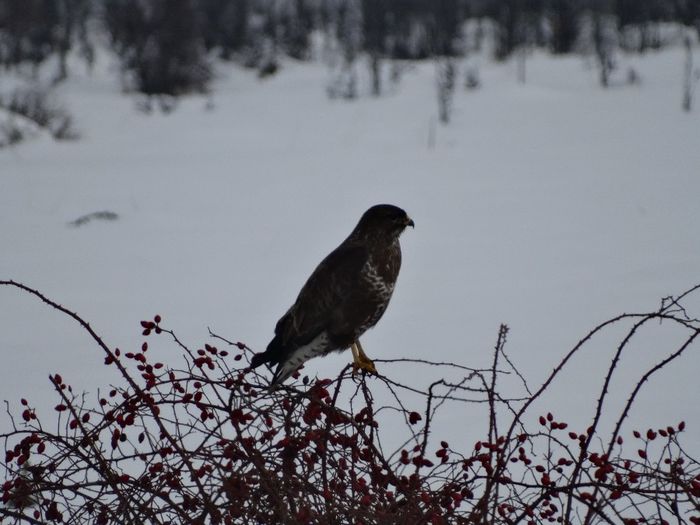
[1,46,699,451]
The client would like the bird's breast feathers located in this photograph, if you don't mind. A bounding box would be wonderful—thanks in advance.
[362,260,395,302]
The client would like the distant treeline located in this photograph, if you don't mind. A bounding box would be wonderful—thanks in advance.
[1,0,698,95]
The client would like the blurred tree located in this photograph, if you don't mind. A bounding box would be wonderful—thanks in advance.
[674,0,700,37]
[0,0,93,79]
[282,0,315,60]
[430,0,460,123]
[362,0,388,95]
[327,0,362,98]
[55,0,94,82]
[591,0,617,87]
[199,0,250,60]
[4,0,698,111]
[0,0,60,71]
[250,0,281,74]
[681,31,695,111]
[548,0,580,54]
[385,0,432,60]
[104,0,211,98]
[430,0,461,56]
[492,0,520,60]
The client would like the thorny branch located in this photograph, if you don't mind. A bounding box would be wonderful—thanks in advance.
[1,280,700,524]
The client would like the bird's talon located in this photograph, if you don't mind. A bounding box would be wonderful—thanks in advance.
[352,359,377,376]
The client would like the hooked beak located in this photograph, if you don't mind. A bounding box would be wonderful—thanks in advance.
[405,217,415,228]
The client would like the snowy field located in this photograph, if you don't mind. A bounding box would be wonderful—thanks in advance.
[1,46,699,451]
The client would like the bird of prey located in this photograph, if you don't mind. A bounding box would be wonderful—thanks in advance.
[250,204,414,386]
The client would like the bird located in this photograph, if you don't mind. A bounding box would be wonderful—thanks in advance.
[250,204,414,387]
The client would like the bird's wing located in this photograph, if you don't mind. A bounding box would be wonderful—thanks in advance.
[275,244,368,348]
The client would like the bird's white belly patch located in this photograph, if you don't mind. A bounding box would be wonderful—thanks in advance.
[288,333,330,366]
[272,332,330,385]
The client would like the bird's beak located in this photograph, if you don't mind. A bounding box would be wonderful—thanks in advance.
[405,217,415,228]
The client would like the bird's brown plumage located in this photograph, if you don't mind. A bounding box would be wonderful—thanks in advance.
[251,204,413,386]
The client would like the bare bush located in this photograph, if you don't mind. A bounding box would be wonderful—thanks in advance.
[436,58,456,124]
[1,280,699,524]
[104,0,211,99]
[682,33,698,112]
[0,88,79,142]
[464,67,481,90]
[0,119,27,149]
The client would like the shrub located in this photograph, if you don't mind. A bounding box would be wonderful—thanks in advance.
[1,280,699,524]
[0,87,79,142]
[104,0,211,98]
[0,118,27,148]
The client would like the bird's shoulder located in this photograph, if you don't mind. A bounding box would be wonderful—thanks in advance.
[297,241,369,306]
[273,242,369,343]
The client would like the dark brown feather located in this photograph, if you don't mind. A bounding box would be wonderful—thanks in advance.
[275,244,367,350]
[250,204,412,384]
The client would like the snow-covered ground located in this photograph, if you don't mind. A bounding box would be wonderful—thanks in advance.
[1,46,699,450]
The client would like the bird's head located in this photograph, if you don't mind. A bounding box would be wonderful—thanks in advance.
[355,204,414,239]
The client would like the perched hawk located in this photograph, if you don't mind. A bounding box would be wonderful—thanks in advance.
[251,204,414,386]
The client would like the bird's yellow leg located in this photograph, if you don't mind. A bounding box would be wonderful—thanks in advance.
[351,340,377,375]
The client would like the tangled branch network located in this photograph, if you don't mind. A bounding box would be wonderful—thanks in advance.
[1,280,700,524]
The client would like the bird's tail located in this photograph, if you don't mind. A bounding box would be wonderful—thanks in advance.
[250,351,271,369]
[269,361,299,388]
[252,334,324,388]
[250,335,284,370]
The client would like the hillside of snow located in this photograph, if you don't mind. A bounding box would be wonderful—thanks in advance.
[1,46,699,449]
